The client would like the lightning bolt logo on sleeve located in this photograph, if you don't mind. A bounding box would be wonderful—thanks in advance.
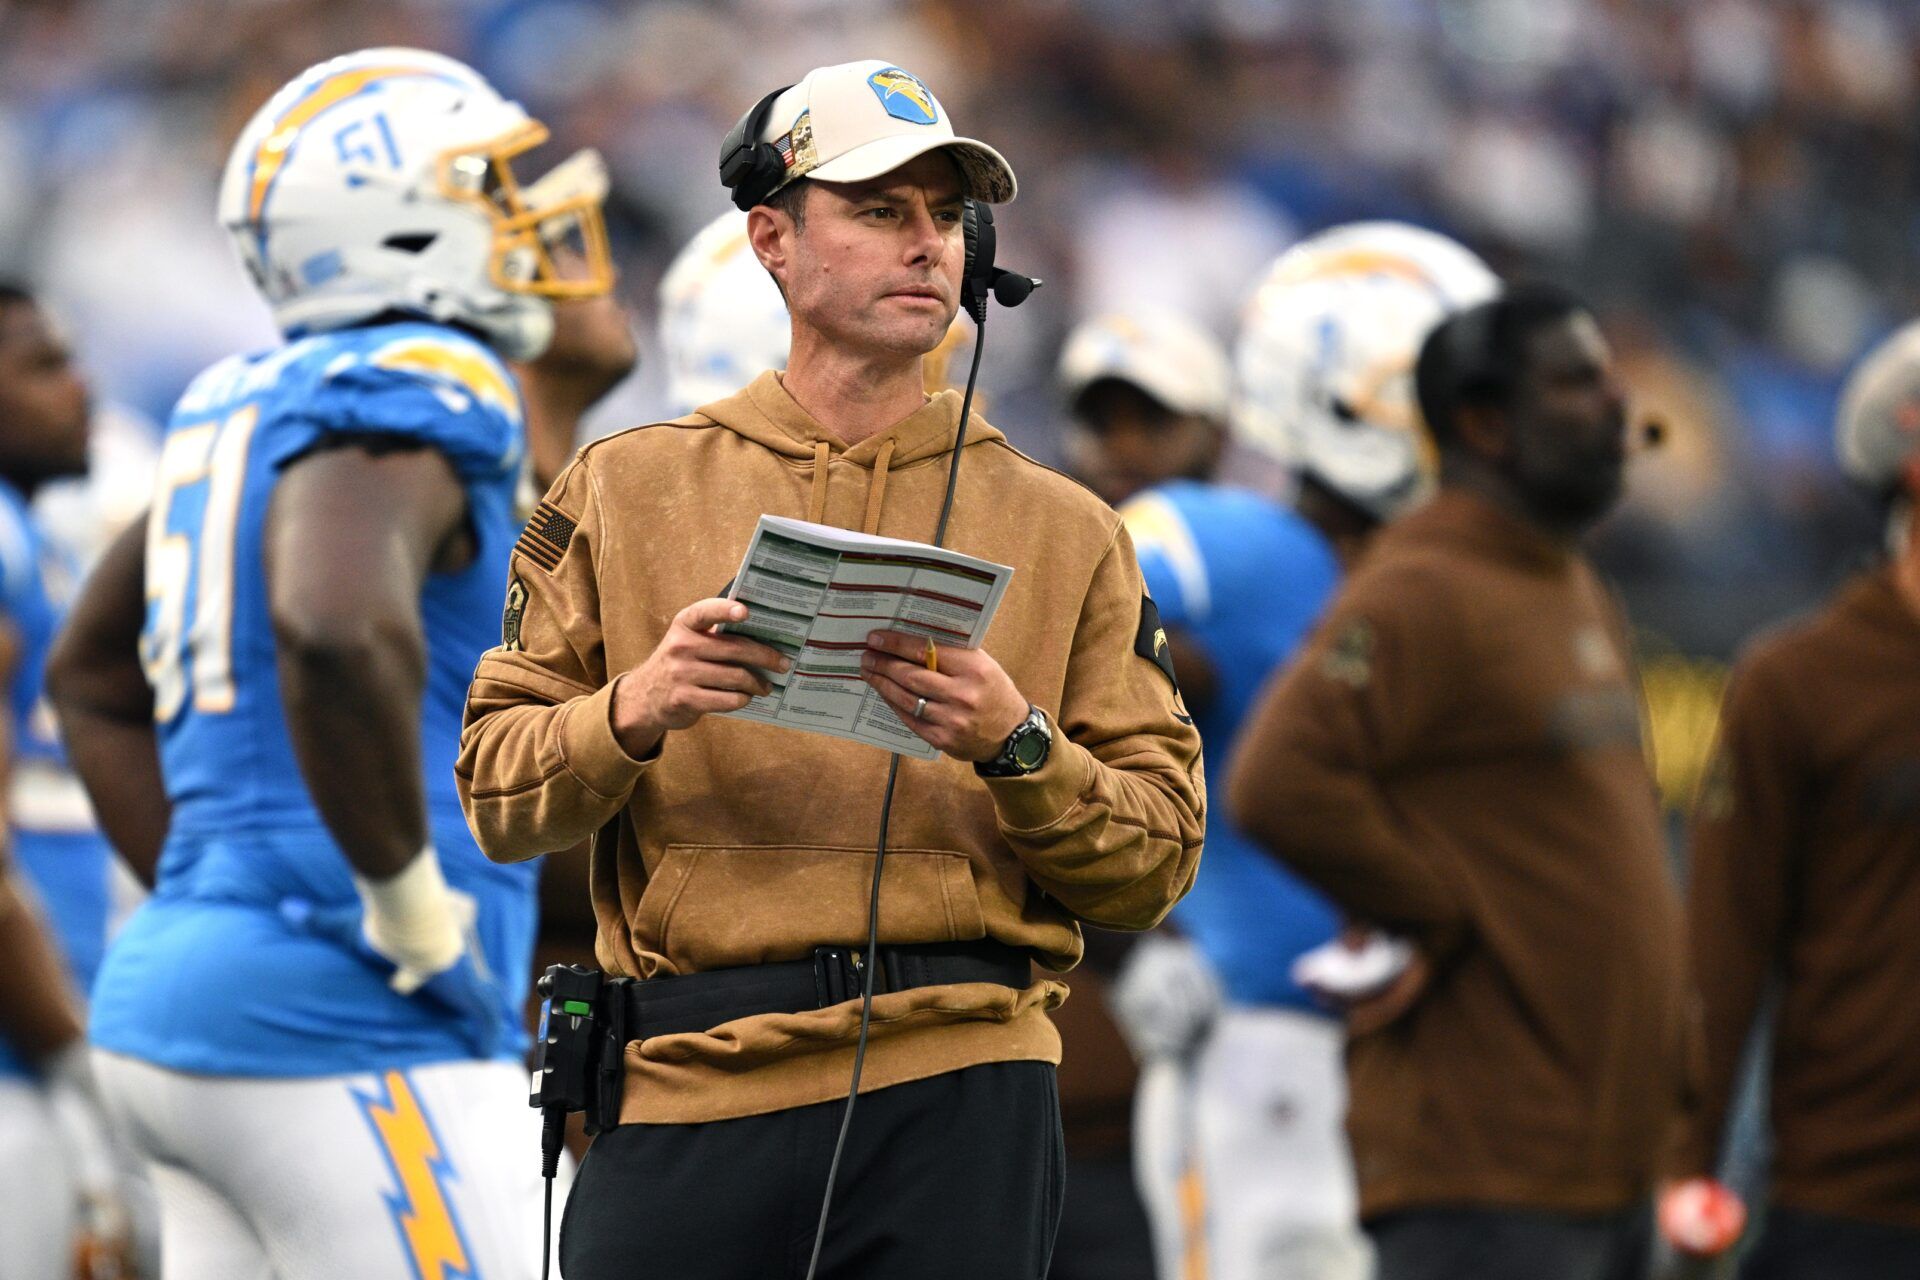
[370,337,525,424]
[354,1070,476,1280]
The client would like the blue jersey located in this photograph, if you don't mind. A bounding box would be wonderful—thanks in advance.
[1121,480,1343,1011]
[0,483,119,1079]
[90,322,537,1077]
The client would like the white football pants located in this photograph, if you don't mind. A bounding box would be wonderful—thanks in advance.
[93,1052,566,1280]
[1133,1006,1373,1280]
[0,1077,77,1280]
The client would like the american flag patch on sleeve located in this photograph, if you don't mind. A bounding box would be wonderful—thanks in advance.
[515,501,576,572]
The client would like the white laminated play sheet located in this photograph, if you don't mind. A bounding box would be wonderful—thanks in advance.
[719,515,1013,758]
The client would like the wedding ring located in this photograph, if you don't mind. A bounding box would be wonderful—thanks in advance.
[912,696,928,719]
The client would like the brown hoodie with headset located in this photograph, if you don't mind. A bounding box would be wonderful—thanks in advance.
[457,371,1206,1125]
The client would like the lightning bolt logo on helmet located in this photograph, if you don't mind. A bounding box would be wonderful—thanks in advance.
[867,67,939,124]
[1233,221,1500,522]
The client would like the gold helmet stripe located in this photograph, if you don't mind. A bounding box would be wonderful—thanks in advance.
[247,64,434,224]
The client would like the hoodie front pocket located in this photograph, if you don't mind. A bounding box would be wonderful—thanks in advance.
[636,843,988,973]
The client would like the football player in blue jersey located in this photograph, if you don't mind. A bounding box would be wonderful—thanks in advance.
[1081,224,1498,1280]
[46,48,627,1279]
[0,280,151,1277]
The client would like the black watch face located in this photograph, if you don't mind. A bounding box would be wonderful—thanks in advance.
[1011,728,1048,770]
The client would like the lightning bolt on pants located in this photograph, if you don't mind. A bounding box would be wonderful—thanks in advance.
[90,1051,571,1280]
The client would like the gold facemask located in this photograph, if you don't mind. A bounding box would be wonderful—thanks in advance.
[436,118,614,300]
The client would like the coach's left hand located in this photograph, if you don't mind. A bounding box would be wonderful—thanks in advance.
[861,630,1029,762]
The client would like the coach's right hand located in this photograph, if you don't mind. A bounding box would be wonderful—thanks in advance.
[611,598,792,757]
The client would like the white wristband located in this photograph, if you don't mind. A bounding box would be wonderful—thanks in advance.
[354,847,466,993]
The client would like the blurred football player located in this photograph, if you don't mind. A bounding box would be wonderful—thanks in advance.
[1672,320,1920,1277]
[46,48,625,1279]
[0,281,146,1279]
[1089,223,1497,1280]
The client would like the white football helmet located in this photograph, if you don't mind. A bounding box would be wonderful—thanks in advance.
[1235,221,1498,520]
[1836,318,1920,492]
[658,210,790,413]
[217,47,613,361]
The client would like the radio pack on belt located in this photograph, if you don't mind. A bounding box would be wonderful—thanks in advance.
[532,964,630,1140]
[532,939,1033,1138]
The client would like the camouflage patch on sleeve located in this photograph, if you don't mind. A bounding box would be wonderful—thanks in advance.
[501,576,528,651]
[1321,618,1375,689]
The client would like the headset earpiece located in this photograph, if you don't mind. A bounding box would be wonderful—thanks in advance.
[960,199,995,322]
[719,85,795,212]
[960,199,1039,323]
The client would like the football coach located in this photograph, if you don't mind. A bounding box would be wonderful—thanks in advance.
[456,60,1205,1280]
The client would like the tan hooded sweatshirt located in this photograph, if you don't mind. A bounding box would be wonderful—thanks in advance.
[457,372,1205,1125]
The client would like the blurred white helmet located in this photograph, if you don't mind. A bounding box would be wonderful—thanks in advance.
[1836,318,1920,492]
[658,210,790,413]
[217,47,613,361]
[1235,221,1498,520]
[1058,311,1231,424]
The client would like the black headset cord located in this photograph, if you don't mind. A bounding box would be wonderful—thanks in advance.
[541,1106,563,1280]
[800,315,987,1280]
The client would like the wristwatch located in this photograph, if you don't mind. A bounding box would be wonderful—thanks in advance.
[975,704,1052,778]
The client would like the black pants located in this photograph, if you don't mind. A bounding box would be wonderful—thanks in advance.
[560,1061,1066,1280]
[1370,1204,1651,1280]
[1045,1151,1155,1280]
[1741,1205,1920,1280]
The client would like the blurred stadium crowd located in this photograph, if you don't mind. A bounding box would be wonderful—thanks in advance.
[2,0,1910,661]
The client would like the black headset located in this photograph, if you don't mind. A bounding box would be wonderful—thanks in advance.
[959,199,1037,320]
[717,85,792,212]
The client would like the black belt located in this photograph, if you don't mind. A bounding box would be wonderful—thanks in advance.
[621,938,1031,1040]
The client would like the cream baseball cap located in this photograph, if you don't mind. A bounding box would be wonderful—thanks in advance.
[1059,312,1233,423]
[758,60,1017,204]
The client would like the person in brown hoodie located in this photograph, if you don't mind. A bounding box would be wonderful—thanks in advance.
[456,61,1204,1280]
[1225,284,1690,1280]
[1675,320,1920,1278]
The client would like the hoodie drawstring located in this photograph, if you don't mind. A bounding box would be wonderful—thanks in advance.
[861,438,897,535]
[806,435,900,533]
[807,440,830,525]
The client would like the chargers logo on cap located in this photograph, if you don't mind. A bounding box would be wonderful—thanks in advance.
[868,68,938,125]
